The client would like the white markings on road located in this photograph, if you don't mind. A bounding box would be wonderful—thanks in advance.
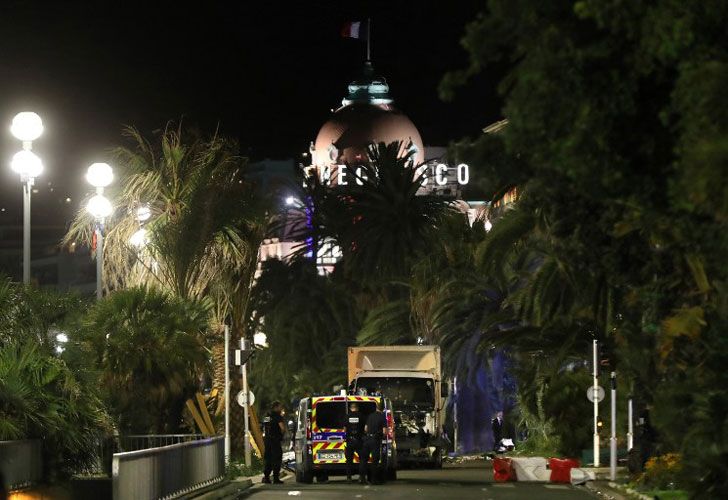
[287,491,301,496]
[544,484,570,489]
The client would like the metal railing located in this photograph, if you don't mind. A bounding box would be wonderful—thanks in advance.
[0,439,43,492]
[88,434,208,476]
[112,435,224,500]
[118,434,207,452]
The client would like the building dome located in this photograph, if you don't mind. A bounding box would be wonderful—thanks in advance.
[312,63,425,167]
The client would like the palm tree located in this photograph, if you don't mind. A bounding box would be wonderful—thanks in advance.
[63,124,270,401]
[0,276,111,478]
[77,286,210,433]
[248,258,363,410]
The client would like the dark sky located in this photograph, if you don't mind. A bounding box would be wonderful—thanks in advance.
[0,1,502,228]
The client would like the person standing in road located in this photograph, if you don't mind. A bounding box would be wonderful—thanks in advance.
[262,401,286,484]
[492,411,504,452]
[345,402,364,482]
[360,401,387,484]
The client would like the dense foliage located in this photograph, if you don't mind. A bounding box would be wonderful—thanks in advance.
[0,277,111,479]
[74,287,211,433]
[442,0,728,494]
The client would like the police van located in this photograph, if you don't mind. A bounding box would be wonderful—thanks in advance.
[293,394,397,483]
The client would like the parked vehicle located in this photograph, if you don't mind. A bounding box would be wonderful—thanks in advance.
[348,346,447,467]
[293,394,397,483]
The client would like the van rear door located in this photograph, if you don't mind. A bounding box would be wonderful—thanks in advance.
[311,398,347,464]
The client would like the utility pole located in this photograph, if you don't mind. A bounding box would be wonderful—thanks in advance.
[627,397,634,451]
[610,372,617,480]
[241,338,252,467]
[593,339,600,467]
[366,18,371,61]
[224,325,230,464]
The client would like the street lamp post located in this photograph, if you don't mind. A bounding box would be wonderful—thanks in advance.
[85,163,113,300]
[10,112,44,284]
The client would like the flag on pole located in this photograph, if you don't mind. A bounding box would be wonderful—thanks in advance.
[341,20,368,40]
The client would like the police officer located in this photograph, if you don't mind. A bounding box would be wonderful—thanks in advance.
[262,401,286,484]
[344,402,364,482]
[360,400,387,484]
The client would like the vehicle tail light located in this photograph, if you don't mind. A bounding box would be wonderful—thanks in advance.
[386,411,394,440]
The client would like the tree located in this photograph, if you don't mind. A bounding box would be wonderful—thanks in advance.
[63,124,270,413]
[0,276,111,479]
[248,258,362,410]
[76,287,210,433]
[444,0,728,493]
[306,141,453,297]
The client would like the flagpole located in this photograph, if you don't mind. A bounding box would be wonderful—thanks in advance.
[367,18,371,61]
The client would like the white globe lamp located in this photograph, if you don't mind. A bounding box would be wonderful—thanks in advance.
[253,332,268,348]
[129,228,148,248]
[136,205,151,222]
[11,150,44,178]
[11,112,44,142]
[86,162,114,188]
[87,194,113,219]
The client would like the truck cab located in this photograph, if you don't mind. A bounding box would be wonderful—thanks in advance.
[294,395,397,483]
[348,346,446,467]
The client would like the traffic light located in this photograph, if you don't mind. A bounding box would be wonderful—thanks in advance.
[599,341,614,369]
[591,339,616,375]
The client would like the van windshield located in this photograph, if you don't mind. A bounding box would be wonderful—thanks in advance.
[315,401,377,430]
[354,377,433,407]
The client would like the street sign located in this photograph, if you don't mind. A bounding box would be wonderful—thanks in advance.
[236,390,255,407]
[234,348,255,366]
[587,386,605,403]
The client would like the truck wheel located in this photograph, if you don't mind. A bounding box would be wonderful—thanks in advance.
[386,468,397,481]
[315,473,329,483]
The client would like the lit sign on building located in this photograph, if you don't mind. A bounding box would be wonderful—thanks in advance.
[311,163,471,187]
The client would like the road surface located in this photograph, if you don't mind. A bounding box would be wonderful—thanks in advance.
[239,462,594,499]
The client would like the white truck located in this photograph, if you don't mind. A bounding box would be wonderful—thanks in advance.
[347,346,447,467]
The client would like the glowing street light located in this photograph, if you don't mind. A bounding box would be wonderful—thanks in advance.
[129,228,148,248]
[11,150,44,178]
[10,111,44,284]
[85,162,113,300]
[11,112,44,143]
[253,331,268,348]
[136,205,151,222]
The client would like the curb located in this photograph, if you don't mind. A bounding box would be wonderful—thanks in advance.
[190,478,253,500]
[584,480,652,500]
[608,481,652,500]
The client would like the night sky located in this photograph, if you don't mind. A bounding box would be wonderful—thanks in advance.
[0,1,501,230]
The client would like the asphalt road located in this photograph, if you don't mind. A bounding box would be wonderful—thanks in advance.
[240,462,594,499]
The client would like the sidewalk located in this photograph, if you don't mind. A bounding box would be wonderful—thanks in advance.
[584,480,656,500]
[191,469,292,499]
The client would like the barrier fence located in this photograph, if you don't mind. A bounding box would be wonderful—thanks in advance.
[112,435,224,500]
[0,439,42,492]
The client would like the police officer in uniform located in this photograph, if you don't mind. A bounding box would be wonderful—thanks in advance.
[262,401,286,484]
[344,402,364,482]
[360,400,387,484]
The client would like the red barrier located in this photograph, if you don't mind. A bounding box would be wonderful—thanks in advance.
[493,457,516,482]
[549,457,580,483]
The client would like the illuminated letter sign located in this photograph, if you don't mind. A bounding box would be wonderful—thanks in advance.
[314,163,470,188]
[337,164,348,186]
[355,166,366,185]
[435,163,448,186]
[417,165,428,185]
[457,163,470,185]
